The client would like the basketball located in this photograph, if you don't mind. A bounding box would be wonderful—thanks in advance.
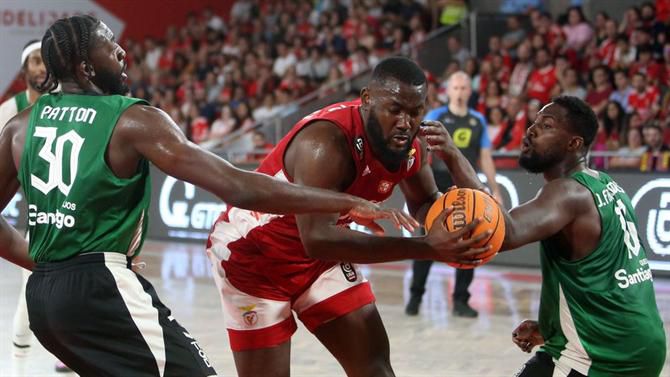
[424,188,505,269]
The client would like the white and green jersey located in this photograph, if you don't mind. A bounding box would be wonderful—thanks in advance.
[17,93,151,262]
[539,171,666,376]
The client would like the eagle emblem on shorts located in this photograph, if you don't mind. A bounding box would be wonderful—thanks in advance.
[239,304,258,326]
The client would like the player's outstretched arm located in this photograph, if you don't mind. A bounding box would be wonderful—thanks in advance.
[291,122,488,264]
[499,178,591,251]
[119,105,414,225]
[0,113,33,270]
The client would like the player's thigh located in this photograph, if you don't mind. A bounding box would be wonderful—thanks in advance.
[233,340,291,377]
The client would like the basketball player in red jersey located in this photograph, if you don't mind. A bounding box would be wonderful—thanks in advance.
[207,57,490,377]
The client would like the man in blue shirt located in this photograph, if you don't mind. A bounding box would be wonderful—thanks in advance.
[406,71,502,317]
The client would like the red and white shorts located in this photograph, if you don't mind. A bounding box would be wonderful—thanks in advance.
[206,211,375,352]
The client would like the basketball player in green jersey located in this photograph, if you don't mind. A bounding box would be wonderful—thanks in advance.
[0,39,72,373]
[422,96,666,376]
[0,15,425,376]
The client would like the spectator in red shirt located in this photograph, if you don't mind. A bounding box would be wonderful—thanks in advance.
[628,71,660,122]
[598,19,619,67]
[526,48,557,105]
[585,65,613,116]
[630,44,662,84]
[509,41,533,97]
[484,36,512,69]
[493,96,528,169]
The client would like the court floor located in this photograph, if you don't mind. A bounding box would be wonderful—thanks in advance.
[1,240,669,377]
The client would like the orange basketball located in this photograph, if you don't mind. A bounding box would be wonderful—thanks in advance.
[424,188,505,269]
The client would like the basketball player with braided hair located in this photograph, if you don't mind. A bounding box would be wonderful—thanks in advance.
[0,15,419,376]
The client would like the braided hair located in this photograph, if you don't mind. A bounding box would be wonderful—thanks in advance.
[39,15,100,92]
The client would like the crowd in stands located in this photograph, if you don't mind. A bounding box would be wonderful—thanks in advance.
[429,2,670,172]
[121,0,437,161]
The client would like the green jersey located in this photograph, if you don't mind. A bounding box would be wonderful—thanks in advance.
[17,93,151,262]
[14,91,29,113]
[539,171,666,376]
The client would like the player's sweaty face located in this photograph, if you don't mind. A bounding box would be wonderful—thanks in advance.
[367,81,426,157]
[25,50,46,92]
[87,23,129,95]
[519,103,570,173]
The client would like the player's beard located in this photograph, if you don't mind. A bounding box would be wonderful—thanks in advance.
[366,109,414,171]
[518,147,563,173]
[92,66,129,96]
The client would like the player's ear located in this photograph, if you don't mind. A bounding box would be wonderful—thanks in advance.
[568,136,584,152]
[79,60,95,79]
[360,87,370,107]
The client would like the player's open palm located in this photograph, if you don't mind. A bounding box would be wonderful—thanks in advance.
[512,320,544,353]
[425,208,491,265]
[348,201,419,235]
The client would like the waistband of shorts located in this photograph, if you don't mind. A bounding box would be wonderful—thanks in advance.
[33,252,130,272]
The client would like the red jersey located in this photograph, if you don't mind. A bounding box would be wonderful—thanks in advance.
[209,100,422,299]
[526,66,557,104]
[628,87,660,121]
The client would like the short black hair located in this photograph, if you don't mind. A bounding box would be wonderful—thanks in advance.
[39,15,101,92]
[371,56,426,87]
[551,95,599,149]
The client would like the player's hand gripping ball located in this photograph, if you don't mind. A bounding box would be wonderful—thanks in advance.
[425,188,505,268]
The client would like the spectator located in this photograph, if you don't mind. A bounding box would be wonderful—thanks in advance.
[447,35,471,67]
[585,65,613,117]
[508,41,533,97]
[273,42,297,77]
[477,80,507,115]
[246,130,275,162]
[593,11,611,44]
[493,96,527,169]
[613,34,637,70]
[598,19,619,67]
[629,44,662,84]
[252,94,278,124]
[502,15,527,50]
[486,106,507,143]
[558,66,587,99]
[641,123,670,171]
[609,127,645,169]
[628,72,660,122]
[526,48,557,105]
[234,102,256,132]
[610,69,633,112]
[209,104,238,142]
[619,6,642,36]
[600,101,627,150]
[562,6,594,51]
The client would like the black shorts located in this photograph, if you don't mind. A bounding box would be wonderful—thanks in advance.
[26,252,217,377]
[515,352,586,377]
